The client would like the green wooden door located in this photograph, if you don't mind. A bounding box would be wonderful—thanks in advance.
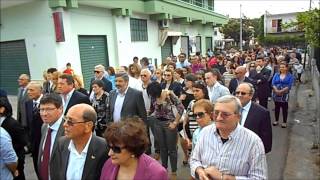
[205,37,213,51]
[0,40,30,95]
[161,36,173,62]
[78,36,109,90]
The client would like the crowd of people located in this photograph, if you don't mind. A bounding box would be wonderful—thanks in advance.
[0,45,303,180]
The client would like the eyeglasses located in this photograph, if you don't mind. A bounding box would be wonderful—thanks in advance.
[235,91,250,96]
[39,107,57,113]
[213,110,235,118]
[164,74,172,77]
[94,71,101,74]
[140,74,147,77]
[64,116,87,126]
[109,145,126,153]
[191,112,207,119]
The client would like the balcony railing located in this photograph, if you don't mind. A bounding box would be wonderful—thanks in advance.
[178,0,214,11]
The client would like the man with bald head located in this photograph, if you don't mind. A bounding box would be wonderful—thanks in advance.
[235,82,272,153]
[228,66,254,95]
[25,81,44,177]
[51,104,108,180]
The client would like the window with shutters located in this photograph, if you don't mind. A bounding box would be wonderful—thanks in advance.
[130,18,148,41]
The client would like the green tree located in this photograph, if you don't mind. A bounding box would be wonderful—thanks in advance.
[297,9,320,47]
[220,18,254,43]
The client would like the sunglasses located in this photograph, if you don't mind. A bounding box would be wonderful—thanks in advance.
[190,112,206,118]
[235,91,249,96]
[64,116,87,126]
[94,71,101,73]
[140,74,147,77]
[164,74,172,77]
[109,145,126,153]
[213,110,234,118]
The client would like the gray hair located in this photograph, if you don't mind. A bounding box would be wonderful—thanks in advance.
[239,82,255,95]
[115,73,129,82]
[27,81,43,90]
[216,95,242,114]
[141,69,151,76]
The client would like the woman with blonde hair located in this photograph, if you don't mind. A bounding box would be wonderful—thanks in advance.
[128,63,141,79]
[73,74,89,96]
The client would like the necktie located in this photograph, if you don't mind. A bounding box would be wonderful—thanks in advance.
[19,88,24,100]
[33,101,38,114]
[40,128,52,180]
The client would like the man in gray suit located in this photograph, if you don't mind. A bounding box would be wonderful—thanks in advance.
[51,104,108,180]
[38,93,64,180]
[109,73,147,123]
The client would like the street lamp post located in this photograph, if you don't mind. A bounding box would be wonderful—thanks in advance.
[240,4,243,51]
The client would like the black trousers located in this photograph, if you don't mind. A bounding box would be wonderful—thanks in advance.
[274,101,289,123]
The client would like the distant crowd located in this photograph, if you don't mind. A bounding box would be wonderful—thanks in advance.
[0,45,303,180]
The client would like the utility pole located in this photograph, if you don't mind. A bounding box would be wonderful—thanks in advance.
[240,4,243,51]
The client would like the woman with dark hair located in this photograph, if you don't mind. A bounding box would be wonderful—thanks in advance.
[106,66,116,90]
[174,68,185,87]
[91,79,110,136]
[272,62,294,128]
[161,69,183,97]
[181,81,210,164]
[0,97,27,179]
[100,118,168,180]
[147,81,184,178]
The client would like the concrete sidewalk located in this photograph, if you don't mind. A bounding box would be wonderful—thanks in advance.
[284,81,320,179]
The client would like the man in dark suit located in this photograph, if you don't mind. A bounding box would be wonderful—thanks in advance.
[57,74,90,115]
[25,81,44,177]
[252,56,271,108]
[0,97,27,180]
[38,93,65,180]
[42,68,58,94]
[236,82,272,153]
[89,64,112,94]
[51,104,108,180]
[109,73,147,123]
[228,66,254,95]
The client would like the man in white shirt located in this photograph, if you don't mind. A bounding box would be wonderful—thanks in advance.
[51,104,108,180]
[205,69,230,104]
[38,93,65,180]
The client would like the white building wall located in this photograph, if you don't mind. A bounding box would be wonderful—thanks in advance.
[266,13,297,33]
[0,1,57,80]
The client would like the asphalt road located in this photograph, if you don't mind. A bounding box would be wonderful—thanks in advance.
[8,96,289,180]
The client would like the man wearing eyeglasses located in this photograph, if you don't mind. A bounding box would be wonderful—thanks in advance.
[228,66,254,95]
[235,83,272,154]
[38,93,65,180]
[89,65,112,97]
[190,95,267,180]
[51,104,108,180]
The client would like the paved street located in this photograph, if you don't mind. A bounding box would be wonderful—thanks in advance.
[6,78,319,180]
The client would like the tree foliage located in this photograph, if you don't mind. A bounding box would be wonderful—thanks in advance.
[297,9,320,47]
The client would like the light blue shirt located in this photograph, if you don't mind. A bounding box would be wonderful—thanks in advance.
[176,60,191,68]
[207,82,230,104]
[240,101,252,126]
[62,88,75,113]
[190,124,267,179]
[66,134,92,180]
[0,127,17,180]
[113,87,129,122]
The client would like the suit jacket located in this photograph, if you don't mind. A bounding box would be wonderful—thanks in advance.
[42,81,55,94]
[100,153,168,180]
[160,81,183,97]
[51,135,108,180]
[90,77,113,94]
[253,67,271,98]
[109,87,147,123]
[244,102,272,153]
[65,90,91,115]
[17,87,29,127]
[228,77,254,95]
[37,120,65,178]
[25,100,43,155]
[1,116,27,159]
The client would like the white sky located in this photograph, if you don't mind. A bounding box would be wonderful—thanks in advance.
[214,0,319,18]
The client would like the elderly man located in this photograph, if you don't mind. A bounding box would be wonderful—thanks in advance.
[51,104,108,180]
[38,93,65,180]
[205,69,230,104]
[109,73,146,123]
[228,66,253,95]
[57,74,90,115]
[90,64,112,94]
[17,74,30,145]
[190,95,267,180]
[25,81,44,177]
[236,82,272,153]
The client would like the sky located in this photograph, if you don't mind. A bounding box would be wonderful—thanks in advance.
[214,0,319,18]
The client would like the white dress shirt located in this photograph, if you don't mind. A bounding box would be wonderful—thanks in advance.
[240,101,252,126]
[190,124,267,179]
[66,134,92,180]
[113,87,129,122]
